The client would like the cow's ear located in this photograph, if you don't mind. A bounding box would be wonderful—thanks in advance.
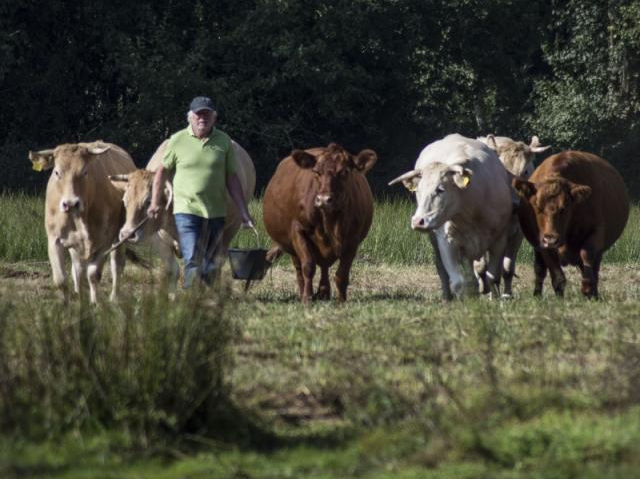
[352,149,377,173]
[108,174,129,193]
[449,163,473,189]
[291,150,316,169]
[29,150,55,172]
[512,178,536,199]
[570,183,591,203]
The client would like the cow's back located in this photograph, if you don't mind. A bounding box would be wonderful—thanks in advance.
[532,151,629,249]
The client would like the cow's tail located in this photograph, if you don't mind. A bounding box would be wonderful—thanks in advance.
[125,248,152,270]
[265,245,284,265]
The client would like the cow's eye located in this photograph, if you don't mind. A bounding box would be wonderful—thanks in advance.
[436,185,445,194]
[54,170,61,178]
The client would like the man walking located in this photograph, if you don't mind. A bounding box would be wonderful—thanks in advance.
[148,96,253,287]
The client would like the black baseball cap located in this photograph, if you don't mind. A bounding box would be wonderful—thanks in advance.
[189,96,215,112]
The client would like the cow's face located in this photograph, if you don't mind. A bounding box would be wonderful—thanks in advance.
[409,162,473,231]
[30,144,111,214]
[486,135,550,179]
[110,170,158,243]
[292,143,377,212]
[513,177,591,248]
[496,142,535,179]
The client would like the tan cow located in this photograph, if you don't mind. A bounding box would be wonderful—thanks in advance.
[109,139,256,289]
[474,134,551,297]
[389,134,513,299]
[30,141,136,303]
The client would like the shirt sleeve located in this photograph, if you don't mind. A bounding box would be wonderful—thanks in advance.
[225,138,237,175]
[162,147,177,170]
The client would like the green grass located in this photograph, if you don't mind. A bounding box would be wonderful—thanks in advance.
[7,193,637,265]
[0,193,638,477]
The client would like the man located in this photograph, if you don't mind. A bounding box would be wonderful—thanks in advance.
[148,96,254,287]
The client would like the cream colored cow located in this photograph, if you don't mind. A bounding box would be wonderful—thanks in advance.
[389,134,513,299]
[110,139,256,290]
[30,141,136,303]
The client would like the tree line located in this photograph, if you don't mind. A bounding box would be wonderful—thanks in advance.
[1,0,638,197]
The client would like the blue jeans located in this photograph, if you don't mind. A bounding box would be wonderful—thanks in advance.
[174,214,225,288]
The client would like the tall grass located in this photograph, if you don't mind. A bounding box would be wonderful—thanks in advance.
[0,192,638,265]
[232,197,640,265]
[0,287,237,443]
[0,193,47,261]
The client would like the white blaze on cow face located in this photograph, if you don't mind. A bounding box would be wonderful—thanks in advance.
[410,162,472,231]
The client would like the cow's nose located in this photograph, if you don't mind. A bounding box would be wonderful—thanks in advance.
[411,216,426,230]
[542,234,559,247]
[119,229,132,241]
[315,194,333,207]
[60,198,81,212]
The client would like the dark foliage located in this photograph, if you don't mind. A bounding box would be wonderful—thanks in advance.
[0,0,638,196]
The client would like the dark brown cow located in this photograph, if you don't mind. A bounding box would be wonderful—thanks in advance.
[263,143,377,303]
[513,151,629,298]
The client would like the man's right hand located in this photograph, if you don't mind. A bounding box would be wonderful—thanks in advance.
[147,203,161,219]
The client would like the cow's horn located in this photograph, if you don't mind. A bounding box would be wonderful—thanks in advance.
[29,149,54,160]
[529,136,551,153]
[388,169,420,186]
[109,174,129,182]
[87,145,111,155]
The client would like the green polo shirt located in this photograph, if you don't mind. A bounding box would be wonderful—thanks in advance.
[162,125,237,218]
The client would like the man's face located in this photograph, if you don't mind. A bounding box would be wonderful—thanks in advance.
[190,109,215,138]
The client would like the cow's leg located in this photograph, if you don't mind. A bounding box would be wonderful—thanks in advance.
[291,224,316,303]
[154,235,180,296]
[533,249,547,296]
[579,241,601,298]
[435,232,468,299]
[473,256,490,294]
[87,257,105,304]
[48,238,68,301]
[429,231,453,301]
[501,226,523,298]
[541,249,566,297]
[68,249,86,301]
[335,248,357,303]
[317,265,331,300]
[109,246,126,302]
[291,255,305,299]
[485,231,508,299]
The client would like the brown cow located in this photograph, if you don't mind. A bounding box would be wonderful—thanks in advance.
[263,143,377,303]
[29,141,136,303]
[513,151,629,298]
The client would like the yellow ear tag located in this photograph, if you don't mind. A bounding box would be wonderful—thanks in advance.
[408,184,417,192]
[460,175,470,187]
[31,161,44,172]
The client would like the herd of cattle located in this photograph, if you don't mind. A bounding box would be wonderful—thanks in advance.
[29,133,629,304]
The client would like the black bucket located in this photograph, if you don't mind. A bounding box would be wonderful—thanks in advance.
[228,248,269,280]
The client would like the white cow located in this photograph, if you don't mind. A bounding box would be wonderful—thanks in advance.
[109,139,256,290]
[474,134,551,297]
[389,134,513,299]
[30,141,136,303]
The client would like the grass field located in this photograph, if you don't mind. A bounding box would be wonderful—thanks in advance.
[0,194,639,477]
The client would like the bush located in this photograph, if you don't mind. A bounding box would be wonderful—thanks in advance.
[0,287,239,445]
